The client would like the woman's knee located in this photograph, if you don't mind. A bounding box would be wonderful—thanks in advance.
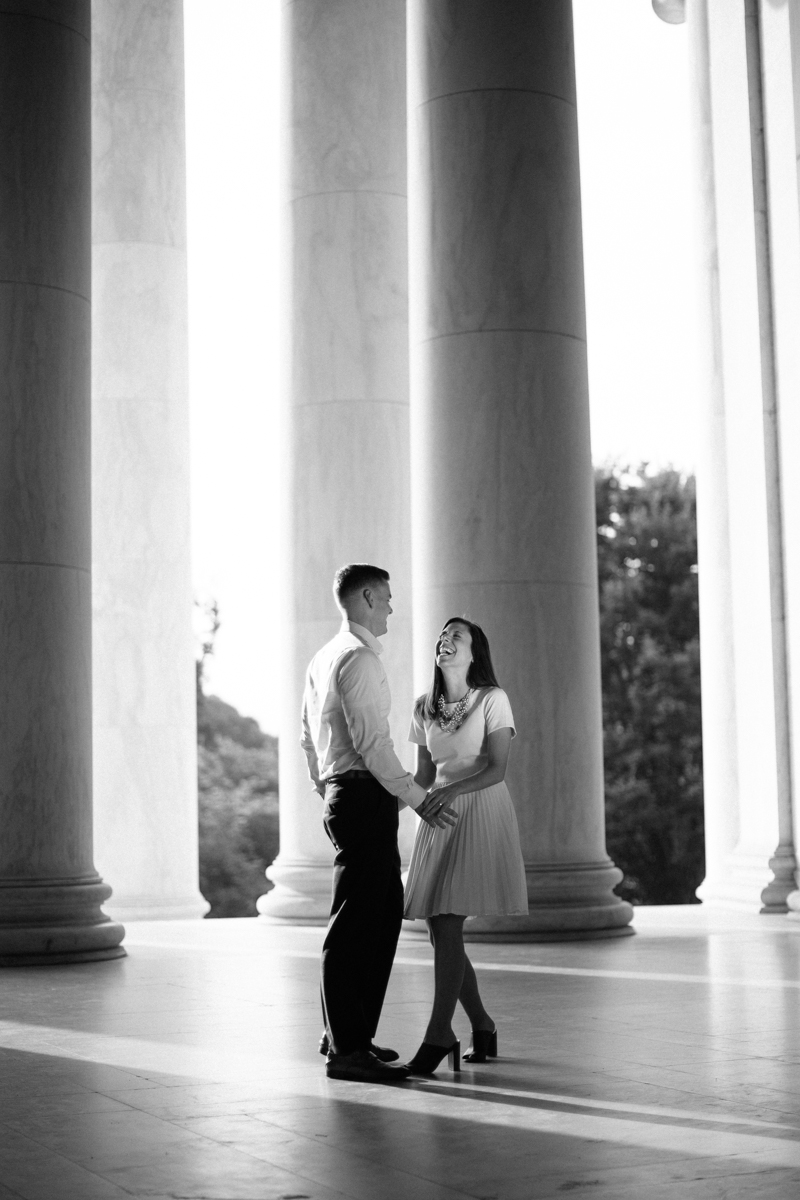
[430,913,465,941]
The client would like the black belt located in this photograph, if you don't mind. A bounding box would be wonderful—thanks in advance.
[327,769,373,782]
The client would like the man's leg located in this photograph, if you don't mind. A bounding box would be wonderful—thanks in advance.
[363,835,403,1041]
[320,779,402,1055]
[321,866,374,1052]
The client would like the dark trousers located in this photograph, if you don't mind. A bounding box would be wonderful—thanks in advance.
[321,776,403,1055]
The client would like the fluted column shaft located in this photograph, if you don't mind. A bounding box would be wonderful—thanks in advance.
[688,0,796,910]
[259,0,414,922]
[91,0,207,922]
[408,0,632,939]
[685,0,742,907]
[756,0,800,918]
[0,1,124,962]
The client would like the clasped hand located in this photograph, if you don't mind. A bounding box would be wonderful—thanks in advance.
[417,784,459,828]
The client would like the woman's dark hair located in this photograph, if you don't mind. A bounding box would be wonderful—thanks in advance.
[415,617,500,720]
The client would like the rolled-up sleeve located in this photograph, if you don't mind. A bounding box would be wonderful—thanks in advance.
[300,692,323,796]
[337,650,426,810]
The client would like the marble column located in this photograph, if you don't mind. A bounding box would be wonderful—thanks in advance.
[258,0,414,922]
[686,0,796,910]
[408,0,632,939]
[683,0,743,909]
[91,0,207,921]
[756,0,800,920]
[0,1,125,963]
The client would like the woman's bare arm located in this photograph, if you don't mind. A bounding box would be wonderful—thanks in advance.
[414,743,437,790]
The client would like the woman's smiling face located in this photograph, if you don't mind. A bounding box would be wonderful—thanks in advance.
[436,621,473,671]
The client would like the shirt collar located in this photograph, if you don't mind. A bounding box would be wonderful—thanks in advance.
[342,619,383,656]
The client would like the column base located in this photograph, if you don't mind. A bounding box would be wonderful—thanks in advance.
[256,860,331,925]
[785,888,800,921]
[0,945,125,967]
[697,848,792,912]
[760,845,797,913]
[0,877,126,966]
[102,892,210,923]
[465,860,634,942]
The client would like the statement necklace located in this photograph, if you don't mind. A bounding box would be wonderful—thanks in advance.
[437,688,473,733]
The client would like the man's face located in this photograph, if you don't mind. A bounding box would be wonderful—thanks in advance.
[370,582,393,636]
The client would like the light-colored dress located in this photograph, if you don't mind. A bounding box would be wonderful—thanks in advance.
[403,687,529,919]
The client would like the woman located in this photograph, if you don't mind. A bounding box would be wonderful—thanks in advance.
[404,618,528,1075]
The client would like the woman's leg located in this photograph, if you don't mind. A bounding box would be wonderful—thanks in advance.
[459,955,494,1032]
[424,914,467,1045]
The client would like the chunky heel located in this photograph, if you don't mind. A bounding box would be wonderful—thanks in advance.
[407,1039,461,1075]
[462,1026,497,1063]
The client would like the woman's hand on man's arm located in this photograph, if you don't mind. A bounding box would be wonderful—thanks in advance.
[417,790,458,828]
[413,744,458,827]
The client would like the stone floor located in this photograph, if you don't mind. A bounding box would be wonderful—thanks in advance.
[1,907,800,1199]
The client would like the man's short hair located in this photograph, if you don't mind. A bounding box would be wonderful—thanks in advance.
[333,563,390,605]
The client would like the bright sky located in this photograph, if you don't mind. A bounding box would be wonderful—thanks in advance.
[184,0,698,735]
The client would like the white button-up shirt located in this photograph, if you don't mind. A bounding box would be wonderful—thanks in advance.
[301,620,426,810]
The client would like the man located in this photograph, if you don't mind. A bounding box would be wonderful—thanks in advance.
[301,563,457,1083]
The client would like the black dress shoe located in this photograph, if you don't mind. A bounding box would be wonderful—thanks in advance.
[319,1032,399,1062]
[325,1050,411,1083]
[407,1040,461,1075]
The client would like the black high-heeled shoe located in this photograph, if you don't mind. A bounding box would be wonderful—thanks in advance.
[462,1027,497,1063]
[407,1039,461,1075]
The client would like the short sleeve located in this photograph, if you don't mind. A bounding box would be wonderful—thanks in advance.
[408,700,428,745]
[483,688,516,737]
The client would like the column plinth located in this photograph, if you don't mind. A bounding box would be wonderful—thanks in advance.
[0,1,124,963]
[408,0,632,940]
[407,870,633,941]
[0,880,125,965]
[258,862,331,925]
[701,851,787,911]
[466,863,631,942]
[761,846,798,913]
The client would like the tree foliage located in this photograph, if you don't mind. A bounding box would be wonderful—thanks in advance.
[197,691,280,918]
[596,465,704,905]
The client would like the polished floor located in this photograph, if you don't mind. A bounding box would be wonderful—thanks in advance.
[1,907,800,1199]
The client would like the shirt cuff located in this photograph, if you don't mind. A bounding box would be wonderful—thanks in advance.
[405,781,428,811]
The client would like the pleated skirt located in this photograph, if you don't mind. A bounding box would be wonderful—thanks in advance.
[403,781,529,919]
